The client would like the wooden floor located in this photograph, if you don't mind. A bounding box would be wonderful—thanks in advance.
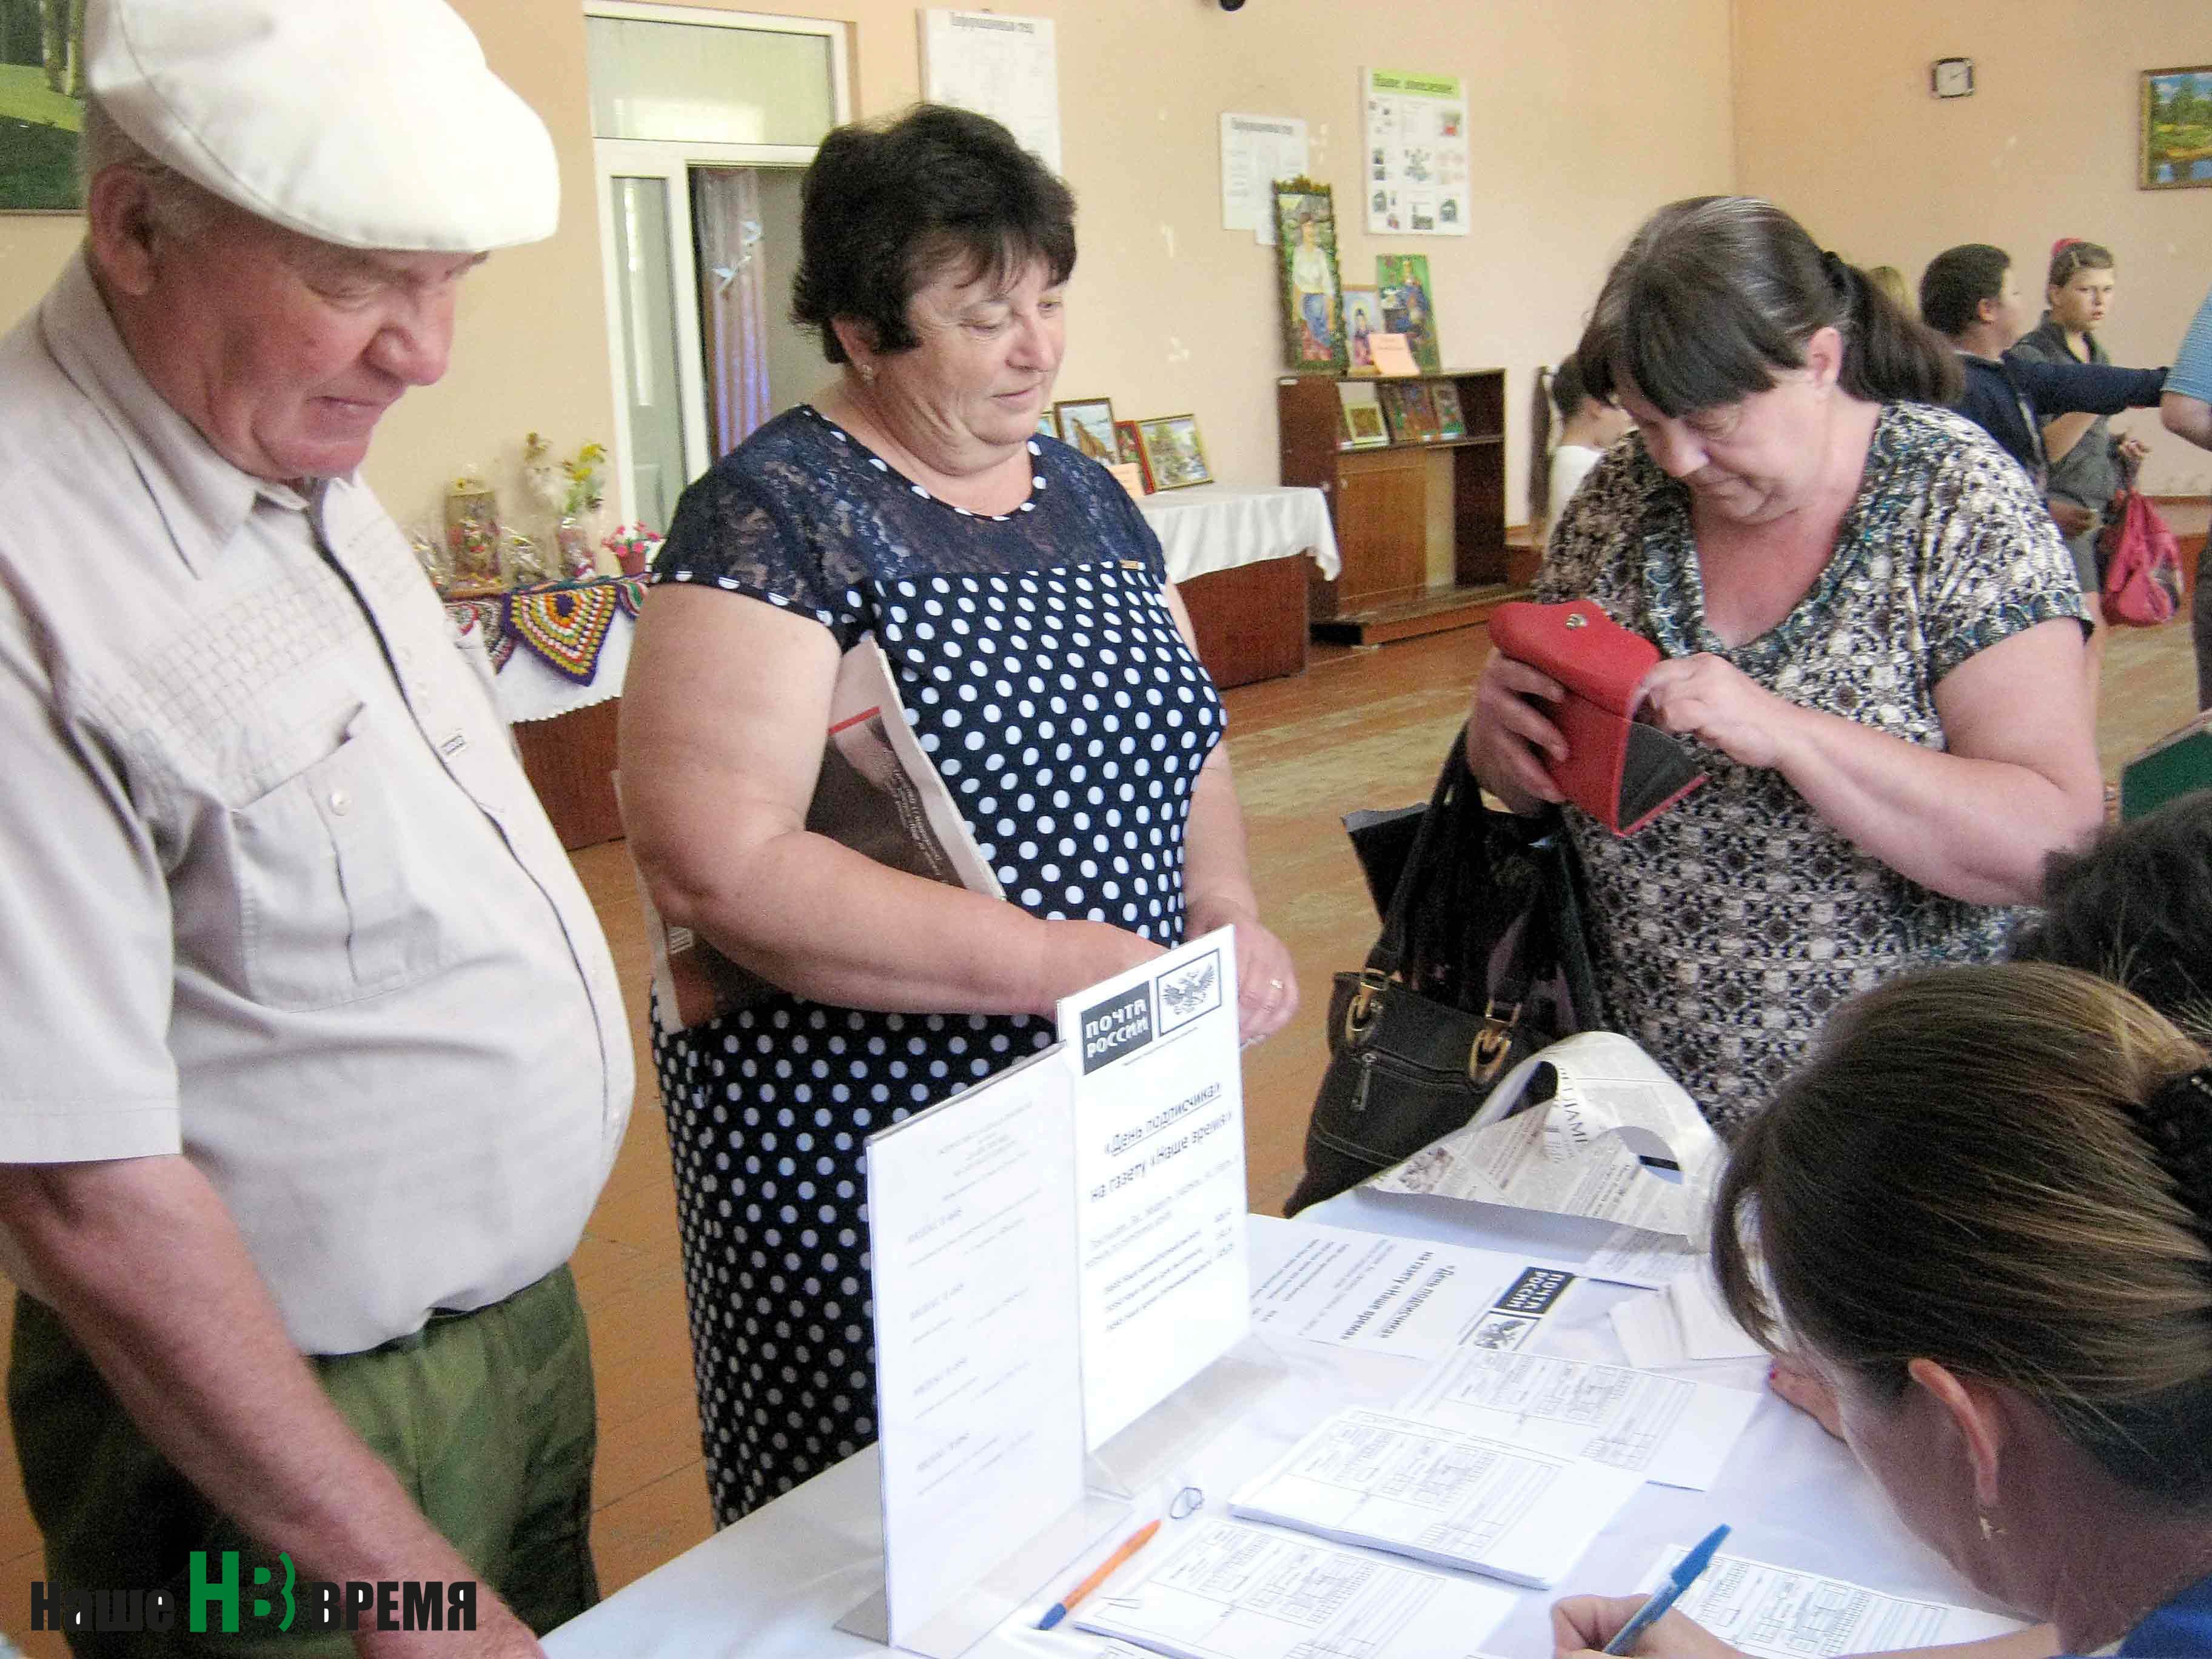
[0,588,2203,1651]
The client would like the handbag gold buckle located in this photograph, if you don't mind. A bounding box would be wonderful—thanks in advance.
[1469,999,1521,1086]
[1344,973,1388,1044]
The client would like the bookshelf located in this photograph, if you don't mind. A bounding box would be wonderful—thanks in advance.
[1278,367,1521,646]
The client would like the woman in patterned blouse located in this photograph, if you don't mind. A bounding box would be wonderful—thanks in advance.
[1466,196,2104,1136]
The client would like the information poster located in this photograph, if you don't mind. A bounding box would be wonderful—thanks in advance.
[1219,113,1310,244]
[1057,928,1251,1449]
[1363,67,1470,236]
[921,10,1062,175]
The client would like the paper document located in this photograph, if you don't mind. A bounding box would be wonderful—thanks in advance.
[863,1047,1085,1646]
[1247,1217,1580,1361]
[1398,1347,1760,1490]
[1073,1520,1517,1659]
[1059,929,1250,1449]
[1582,1224,1704,1289]
[1612,1272,1766,1370]
[1643,1547,2028,1658]
[1219,113,1309,243]
[921,10,1061,175]
[1228,1407,1641,1587]
[1366,1033,1719,1238]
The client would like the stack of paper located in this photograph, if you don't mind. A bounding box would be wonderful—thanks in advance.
[1074,1520,1518,1659]
[1396,1346,1761,1490]
[1610,1274,1766,1370]
[1228,1407,1641,1587]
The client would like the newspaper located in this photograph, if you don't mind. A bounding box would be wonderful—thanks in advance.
[635,634,1000,1037]
[1364,1033,1718,1238]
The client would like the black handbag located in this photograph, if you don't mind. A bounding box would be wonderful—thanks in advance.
[1284,728,1606,1215]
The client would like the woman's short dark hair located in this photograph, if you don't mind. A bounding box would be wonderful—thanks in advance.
[1578,196,1960,417]
[1713,964,2212,1507]
[2009,793,2212,1032]
[1918,243,2009,338]
[792,104,1076,364]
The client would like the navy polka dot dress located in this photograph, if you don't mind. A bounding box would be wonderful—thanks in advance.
[648,406,1225,1523]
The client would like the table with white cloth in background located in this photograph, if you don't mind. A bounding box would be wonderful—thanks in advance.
[444,577,641,848]
[1138,486,1340,689]
[545,1187,2012,1659]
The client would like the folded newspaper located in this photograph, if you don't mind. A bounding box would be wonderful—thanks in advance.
[1364,1032,1719,1238]
[634,634,1000,1038]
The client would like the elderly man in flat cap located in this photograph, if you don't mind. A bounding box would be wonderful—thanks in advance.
[0,1,631,1652]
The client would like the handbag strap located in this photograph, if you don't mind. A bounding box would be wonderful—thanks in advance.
[1364,728,1473,977]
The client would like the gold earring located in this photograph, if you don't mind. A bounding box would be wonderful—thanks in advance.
[856,361,877,386]
[1977,1510,2005,1542]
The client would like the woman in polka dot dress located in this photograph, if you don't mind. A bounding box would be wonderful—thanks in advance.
[619,106,1299,1524]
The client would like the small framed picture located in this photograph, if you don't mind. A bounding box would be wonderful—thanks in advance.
[1134,415,1213,491]
[1336,381,1390,449]
[1430,380,1468,440]
[1053,397,1119,461]
[1036,412,1059,438]
[1113,420,1154,489]
[1342,284,1384,374]
[2142,65,2212,189]
[1273,176,1348,374]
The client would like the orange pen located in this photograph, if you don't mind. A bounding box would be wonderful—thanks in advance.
[1035,1519,1162,1631]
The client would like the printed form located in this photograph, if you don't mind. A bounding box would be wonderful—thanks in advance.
[1248,1216,1582,1361]
[1058,928,1250,1449]
[1398,1348,1760,1490]
[1074,1520,1517,1659]
[1644,1548,2026,1658]
[1229,1407,1641,1586]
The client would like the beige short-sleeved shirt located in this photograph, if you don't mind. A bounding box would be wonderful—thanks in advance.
[0,254,633,1355]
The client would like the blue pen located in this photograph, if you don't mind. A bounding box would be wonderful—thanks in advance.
[1603,1524,1731,1655]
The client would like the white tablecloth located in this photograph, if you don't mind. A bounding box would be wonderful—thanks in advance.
[490,614,633,726]
[545,1189,2012,1658]
[1137,484,1341,584]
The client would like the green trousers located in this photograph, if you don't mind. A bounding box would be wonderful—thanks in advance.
[7,1266,599,1656]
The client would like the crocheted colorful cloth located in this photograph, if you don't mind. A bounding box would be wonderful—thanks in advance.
[503,583,620,684]
[445,595,513,672]
[614,574,649,620]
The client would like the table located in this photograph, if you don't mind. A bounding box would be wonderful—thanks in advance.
[1138,486,1341,689]
[444,578,642,850]
[546,1189,2012,1658]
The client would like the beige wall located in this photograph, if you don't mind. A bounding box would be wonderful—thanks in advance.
[0,0,1734,530]
[1735,0,2212,495]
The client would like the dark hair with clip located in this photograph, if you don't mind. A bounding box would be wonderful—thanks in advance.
[1576,196,1958,417]
[1713,964,2212,1506]
[2048,238,2115,292]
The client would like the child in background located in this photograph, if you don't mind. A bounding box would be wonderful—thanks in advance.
[1527,352,1631,538]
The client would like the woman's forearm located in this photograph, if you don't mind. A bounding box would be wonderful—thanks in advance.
[1181,748,1263,930]
[1772,705,2100,906]
[648,830,1154,1018]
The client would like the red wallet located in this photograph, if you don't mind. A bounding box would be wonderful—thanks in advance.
[1488,599,1706,835]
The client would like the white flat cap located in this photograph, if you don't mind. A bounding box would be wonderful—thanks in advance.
[86,0,559,252]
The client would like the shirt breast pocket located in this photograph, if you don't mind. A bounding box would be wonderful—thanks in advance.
[229,708,460,1008]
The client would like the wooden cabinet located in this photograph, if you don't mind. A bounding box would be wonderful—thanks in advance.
[1279,368,1521,646]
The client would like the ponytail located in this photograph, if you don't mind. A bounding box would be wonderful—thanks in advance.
[1828,253,1962,406]
[1528,366,1556,529]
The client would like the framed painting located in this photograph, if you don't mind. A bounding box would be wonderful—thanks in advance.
[1272,176,1347,374]
[1113,418,1154,489]
[1342,284,1383,374]
[2142,65,2212,189]
[0,1,88,212]
[1052,397,1118,461]
[1134,415,1213,491]
[1375,253,1443,372]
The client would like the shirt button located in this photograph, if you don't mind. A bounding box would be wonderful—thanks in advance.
[328,788,352,816]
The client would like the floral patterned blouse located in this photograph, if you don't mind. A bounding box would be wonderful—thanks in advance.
[1535,402,2085,1131]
